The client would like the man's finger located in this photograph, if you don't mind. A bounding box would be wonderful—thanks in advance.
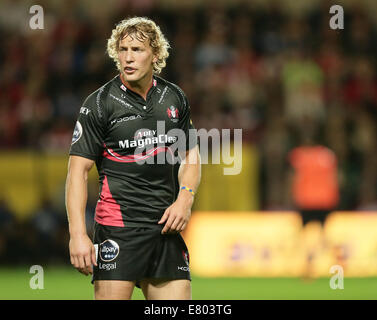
[162,215,176,234]
[73,256,84,274]
[78,256,88,275]
[84,255,93,275]
[78,256,85,269]
[180,221,188,232]
[175,220,185,233]
[72,256,78,268]
[158,208,170,224]
[169,217,182,233]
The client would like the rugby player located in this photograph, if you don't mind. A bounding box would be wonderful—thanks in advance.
[65,17,201,300]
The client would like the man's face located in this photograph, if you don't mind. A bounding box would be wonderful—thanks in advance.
[118,33,157,84]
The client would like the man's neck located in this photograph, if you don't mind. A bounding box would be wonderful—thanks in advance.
[121,72,153,100]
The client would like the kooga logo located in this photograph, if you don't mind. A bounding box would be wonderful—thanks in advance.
[111,114,141,125]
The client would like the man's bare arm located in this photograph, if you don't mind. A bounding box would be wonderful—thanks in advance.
[65,155,97,275]
[158,145,201,234]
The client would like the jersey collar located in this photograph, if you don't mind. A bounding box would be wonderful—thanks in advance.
[119,74,157,100]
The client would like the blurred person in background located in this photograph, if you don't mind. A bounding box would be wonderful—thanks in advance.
[65,17,201,300]
[287,129,339,226]
[287,127,340,278]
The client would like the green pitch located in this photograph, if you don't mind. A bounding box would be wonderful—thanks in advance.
[0,266,376,300]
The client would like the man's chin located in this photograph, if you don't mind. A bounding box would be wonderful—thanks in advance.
[121,73,138,83]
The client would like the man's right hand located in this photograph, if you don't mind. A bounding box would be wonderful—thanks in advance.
[69,234,97,276]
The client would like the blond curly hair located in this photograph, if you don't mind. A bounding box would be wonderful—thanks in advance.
[107,17,170,74]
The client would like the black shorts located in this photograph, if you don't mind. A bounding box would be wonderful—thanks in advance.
[299,209,332,227]
[91,222,191,288]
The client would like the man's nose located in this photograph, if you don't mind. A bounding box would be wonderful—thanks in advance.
[125,50,134,62]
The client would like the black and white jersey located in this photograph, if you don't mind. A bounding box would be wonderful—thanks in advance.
[69,74,197,227]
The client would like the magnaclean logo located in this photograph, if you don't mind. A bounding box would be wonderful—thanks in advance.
[111,114,142,125]
[99,239,119,262]
[119,134,177,149]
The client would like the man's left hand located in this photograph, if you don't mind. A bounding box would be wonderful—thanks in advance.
[158,195,193,234]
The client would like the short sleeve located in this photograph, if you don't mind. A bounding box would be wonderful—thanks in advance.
[178,94,198,151]
[69,94,106,160]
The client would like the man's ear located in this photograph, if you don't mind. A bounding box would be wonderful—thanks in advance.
[152,55,158,64]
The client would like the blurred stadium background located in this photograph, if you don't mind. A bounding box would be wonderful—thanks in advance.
[1,0,377,299]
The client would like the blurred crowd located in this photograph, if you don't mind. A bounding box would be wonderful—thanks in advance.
[1,0,377,264]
